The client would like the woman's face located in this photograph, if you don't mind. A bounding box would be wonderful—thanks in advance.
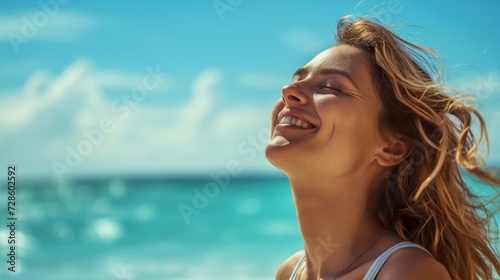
[265,44,386,178]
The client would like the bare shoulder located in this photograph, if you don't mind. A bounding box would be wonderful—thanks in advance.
[275,250,304,280]
[377,246,450,280]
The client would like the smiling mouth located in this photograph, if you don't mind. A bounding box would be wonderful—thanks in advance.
[277,116,314,129]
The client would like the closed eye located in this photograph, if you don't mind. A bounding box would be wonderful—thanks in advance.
[320,85,344,93]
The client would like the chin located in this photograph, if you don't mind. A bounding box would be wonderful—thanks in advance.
[265,138,296,172]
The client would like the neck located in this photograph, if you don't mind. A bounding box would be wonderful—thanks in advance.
[289,173,387,279]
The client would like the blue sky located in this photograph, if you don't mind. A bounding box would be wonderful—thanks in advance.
[0,0,499,180]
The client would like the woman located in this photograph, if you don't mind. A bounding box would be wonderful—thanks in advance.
[265,16,500,280]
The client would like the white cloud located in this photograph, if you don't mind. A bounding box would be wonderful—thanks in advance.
[0,11,100,42]
[0,59,274,179]
[282,27,330,54]
[0,59,144,135]
[449,72,500,101]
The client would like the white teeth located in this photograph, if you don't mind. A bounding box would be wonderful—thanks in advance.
[278,115,312,129]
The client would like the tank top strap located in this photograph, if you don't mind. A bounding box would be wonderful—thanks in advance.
[289,253,306,280]
[363,241,432,280]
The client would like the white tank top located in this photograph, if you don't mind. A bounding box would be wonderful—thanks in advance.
[289,241,432,280]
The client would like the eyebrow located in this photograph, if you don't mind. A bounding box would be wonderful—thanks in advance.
[292,67,359,89]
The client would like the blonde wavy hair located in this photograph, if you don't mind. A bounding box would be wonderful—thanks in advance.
[335,16,500,279]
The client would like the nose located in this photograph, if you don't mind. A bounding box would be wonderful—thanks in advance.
[281,83,308,106]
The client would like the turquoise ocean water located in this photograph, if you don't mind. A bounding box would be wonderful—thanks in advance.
[0,176,498,280]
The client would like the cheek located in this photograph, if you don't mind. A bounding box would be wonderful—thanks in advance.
[317,98,380,152]
[315,95,352,132]
[342,112,380,145]
[314,94,339,124]
[340,112,382,159]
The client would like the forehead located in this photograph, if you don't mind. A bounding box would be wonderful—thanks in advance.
[304,45,375,88]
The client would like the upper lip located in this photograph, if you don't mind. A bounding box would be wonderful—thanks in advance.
[276,108,317,128]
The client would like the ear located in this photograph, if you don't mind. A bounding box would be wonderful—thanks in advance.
[375,138,412,167]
